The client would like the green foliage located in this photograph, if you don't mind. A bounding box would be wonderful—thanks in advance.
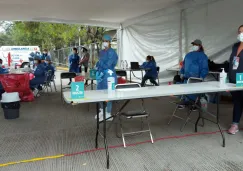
[0,21,106,50]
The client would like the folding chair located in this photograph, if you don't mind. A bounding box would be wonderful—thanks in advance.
[60,72,76,102]
[115,83,154,148]
[43,70,53,93]
[168,77,204,132]
[156,67,160,85]
[50,74,57,92]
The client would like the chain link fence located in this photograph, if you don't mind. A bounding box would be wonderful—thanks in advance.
[50,42,117,69]
[50,43,100,68]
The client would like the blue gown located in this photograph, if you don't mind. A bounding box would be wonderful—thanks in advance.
[180,51,209,101]
[69,54,80,73]
[30,63,46,89]
[96,48,118,113]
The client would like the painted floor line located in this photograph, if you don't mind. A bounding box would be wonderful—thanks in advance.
[0,129,229,168]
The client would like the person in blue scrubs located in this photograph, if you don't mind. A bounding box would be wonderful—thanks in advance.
[228,25,243,135]
[95,34,118,121]
[68,47,80,85]
[179,39,209,109]
[140,55,158,87]
[30,56,46,93]
[0,59,8,97]
[45,56,55,77]
[41,49,50,67]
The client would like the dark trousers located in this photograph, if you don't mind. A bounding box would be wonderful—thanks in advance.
[141,75,158,87]
[231,91,243,123]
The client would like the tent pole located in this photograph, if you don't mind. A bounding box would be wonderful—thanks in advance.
[179,9,184,62]
[118,24,123,67]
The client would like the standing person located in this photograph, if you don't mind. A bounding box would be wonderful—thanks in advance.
[41,49,50,66]
[179,39,209,109]
[228,25,243,134]
[95,35,118,121]
[68,48,80,85]
[140,55,158,87]
[80,46,90,85]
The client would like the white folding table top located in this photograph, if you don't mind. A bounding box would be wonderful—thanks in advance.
[63,81,240,104]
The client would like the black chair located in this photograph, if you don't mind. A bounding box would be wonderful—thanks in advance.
[168,77,204,131]
[43,70,53,93]
[115,83,154,148]
[60,72,76,102]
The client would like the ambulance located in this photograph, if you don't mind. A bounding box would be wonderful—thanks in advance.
[0,46,40,68]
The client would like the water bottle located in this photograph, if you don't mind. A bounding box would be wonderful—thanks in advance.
[125,60,128,69]
[220,68,227,86]
[120,60,124,69]
[200,97,208,111]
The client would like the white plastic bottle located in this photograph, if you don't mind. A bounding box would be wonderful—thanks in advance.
[220,68,227,85]
[200,97,208,111]
[107,69,115,91]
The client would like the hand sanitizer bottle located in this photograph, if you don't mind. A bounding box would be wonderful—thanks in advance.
[107,70,115,91]
[220,68,227,85]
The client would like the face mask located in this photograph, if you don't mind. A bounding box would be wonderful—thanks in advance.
[0,64,2,67]
[103,42,109,49]
[192,45,199,51]
[43,52,47,55]
[237,33,243,42]
[34,60,38,64]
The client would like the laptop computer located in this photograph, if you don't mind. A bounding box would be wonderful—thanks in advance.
[130,62,140,69]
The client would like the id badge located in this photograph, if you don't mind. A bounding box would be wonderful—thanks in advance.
[233,56,240,70]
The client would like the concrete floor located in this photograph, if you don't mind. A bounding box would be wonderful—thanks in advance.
[0,71,243,171]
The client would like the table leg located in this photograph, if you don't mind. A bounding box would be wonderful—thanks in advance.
[95,103,99,148]
[103,102,110,169]
[216,93,225,147]
[91,80,94,90]
[130,71,132,83]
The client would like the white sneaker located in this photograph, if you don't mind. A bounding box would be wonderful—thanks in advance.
[33,89,40,97]
[95,112,113,121]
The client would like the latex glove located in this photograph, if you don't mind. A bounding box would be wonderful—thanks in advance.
[96,72,104,83]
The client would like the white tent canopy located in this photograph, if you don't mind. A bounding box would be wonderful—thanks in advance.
[0,0,241,82]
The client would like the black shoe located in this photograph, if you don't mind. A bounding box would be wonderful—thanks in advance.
[191,106,197,112]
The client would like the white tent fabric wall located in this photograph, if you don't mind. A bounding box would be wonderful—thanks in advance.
[120,0,242,83]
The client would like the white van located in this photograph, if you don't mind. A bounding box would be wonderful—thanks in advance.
[0,46,40,68]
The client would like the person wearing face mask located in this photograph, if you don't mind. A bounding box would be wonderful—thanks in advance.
[0,59,8,74]
[30,55,46,96]
[41,49,50,66]
[228,25,243,134]
[79,46,90,85]
[68,48,80,85]
[140,55,158,87]
[95,34,118,121]
[179,39,209,109]
[45,56,55,77]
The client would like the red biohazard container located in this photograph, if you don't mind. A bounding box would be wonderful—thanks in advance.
[75,76,85,82]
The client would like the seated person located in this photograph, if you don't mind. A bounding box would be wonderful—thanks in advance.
[140,55,159,87]
[0,59,8,74]
[30,56,46,93]
[0,59,8,97]
[45,56,55,77]
[179,39,209,109]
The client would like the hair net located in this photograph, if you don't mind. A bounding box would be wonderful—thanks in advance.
[103,34,112,41]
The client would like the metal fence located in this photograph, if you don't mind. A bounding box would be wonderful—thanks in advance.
[50,42,118,68]
[50,43,100,68]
